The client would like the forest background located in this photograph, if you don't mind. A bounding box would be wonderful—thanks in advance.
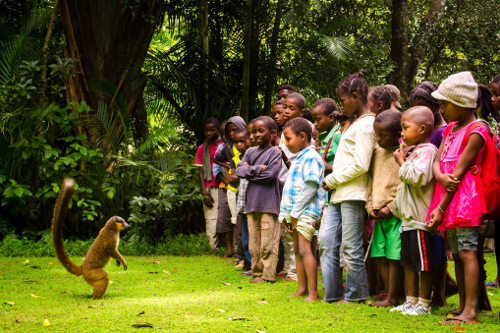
[1,0,499,255]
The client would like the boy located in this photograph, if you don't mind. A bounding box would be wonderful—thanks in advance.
[272,100,286,136]
[212,121,233,257]
[277,84,296,100]
[235,128,255,273]
[280,118,325,301]
[365,110,403,307]
[236,116,282,283]
[278,92,311,281]
[391,106,437,315]
[215,116,247,258]
[194,118,222,250]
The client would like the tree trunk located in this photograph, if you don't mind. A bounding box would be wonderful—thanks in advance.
[389,0,409,99]
[263,1,281,116]
[40,0,60,106]
[59,0,164,142]
[241,0,253,122]
[198,0,209,116]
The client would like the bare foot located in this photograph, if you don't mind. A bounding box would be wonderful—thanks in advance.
[373,299,398,307]
[222,252,234,259]
[304,291,319,302]
[250,277,264,283]
[289,290,308,297]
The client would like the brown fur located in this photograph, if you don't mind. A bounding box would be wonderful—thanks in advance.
[51,178,129,299]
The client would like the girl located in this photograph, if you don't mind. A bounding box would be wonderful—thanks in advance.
[367,86,393,115]
[428,72,487,325]
[320,70,376,303]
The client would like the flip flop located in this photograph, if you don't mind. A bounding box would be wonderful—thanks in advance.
[486,281,499,288]
[439,318,464,325]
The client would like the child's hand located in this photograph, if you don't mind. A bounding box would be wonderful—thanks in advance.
[369,210,378,220]
[282,219,293,234]
[203,194,214,208]
[429,207,444,229]
[261,165,267,171]
[230,168,236,175]
[394,148,405,166]
[243,162,249,167]
[290,217,298,231]
[376,206,391,220]
[322,180,329,191]
[438,174,460,192]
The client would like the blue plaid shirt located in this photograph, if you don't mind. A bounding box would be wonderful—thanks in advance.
[236,178,249,215]
[279,146,325,221]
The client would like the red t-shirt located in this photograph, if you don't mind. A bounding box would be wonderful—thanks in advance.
[195,141,222,188]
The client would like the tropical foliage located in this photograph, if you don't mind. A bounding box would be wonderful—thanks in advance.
[1,0,499,249]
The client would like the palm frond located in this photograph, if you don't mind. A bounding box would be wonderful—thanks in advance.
[318,35,352,60]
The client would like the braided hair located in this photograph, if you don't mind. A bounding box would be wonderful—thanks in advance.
[369,86,393,112]
[336,70,369,103]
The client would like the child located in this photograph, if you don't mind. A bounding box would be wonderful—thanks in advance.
[391,106,437,315]
[428,72,489,325]
[232,128,253,272]
[195,118,222,250]
[490,73,500,290]
[365,109,403,307]
[408,81,456,307]
[280,118,325,301]
[277,84,296,100]
[408,81,447,148]
[236,116,282,283]
[321,70,376,303]
[367,86,393,115]
[272,100,286,135]
[385,84,403,111]
[212,121,234,256]
[215,116,247,258]
[311,98,341,175]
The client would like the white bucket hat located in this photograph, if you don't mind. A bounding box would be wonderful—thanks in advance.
[431,71,478,108]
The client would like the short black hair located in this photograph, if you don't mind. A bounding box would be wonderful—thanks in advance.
[301,109,314,123]
[283,117,312,141]
[313,98,338,115]
[408,81,439,106]
[478,85,499,121]
[248,118,256,126]
[274,99,284,106]
[277,84,296,93]
[374,109,402,133]
[493,73,500,85]
[234,128,249,137]
[205,117,220,128]
[336,70,368,103]
[286,92,306,110]
[254,116,278,132]
[369,86,393,111]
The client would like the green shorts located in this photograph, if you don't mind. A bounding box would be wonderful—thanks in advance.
[370,215,402,260]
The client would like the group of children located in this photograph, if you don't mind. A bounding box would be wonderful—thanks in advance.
[195,70,500,325]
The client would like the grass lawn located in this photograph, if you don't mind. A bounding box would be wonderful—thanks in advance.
[1,254,499,332]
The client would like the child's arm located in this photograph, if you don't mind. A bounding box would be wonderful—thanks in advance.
[365,165,377,220]
[432,135,460,192]
[227,168,240,184]
[398,147,436,187]
[216,173,228,186]
[198,167,214,207]
[429,132,485,228]
[214,148,232,169]
[236,149,281,183]
[289,181,318,230]
[324,123,375,189]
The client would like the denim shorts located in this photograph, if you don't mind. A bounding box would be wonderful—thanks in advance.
[448,227,479,254]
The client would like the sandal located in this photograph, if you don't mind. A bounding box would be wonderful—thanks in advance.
[486,281,499,288]
[439,318,464,325]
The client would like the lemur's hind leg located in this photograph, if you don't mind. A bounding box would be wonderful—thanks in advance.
[84,268,109,300]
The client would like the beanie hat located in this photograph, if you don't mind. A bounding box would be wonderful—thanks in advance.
[431,71,478,108]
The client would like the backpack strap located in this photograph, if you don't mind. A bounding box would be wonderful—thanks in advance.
[460,121,486,151]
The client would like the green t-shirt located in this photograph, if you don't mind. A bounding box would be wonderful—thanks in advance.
[318,124,341,205]
[318,124,341,166]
